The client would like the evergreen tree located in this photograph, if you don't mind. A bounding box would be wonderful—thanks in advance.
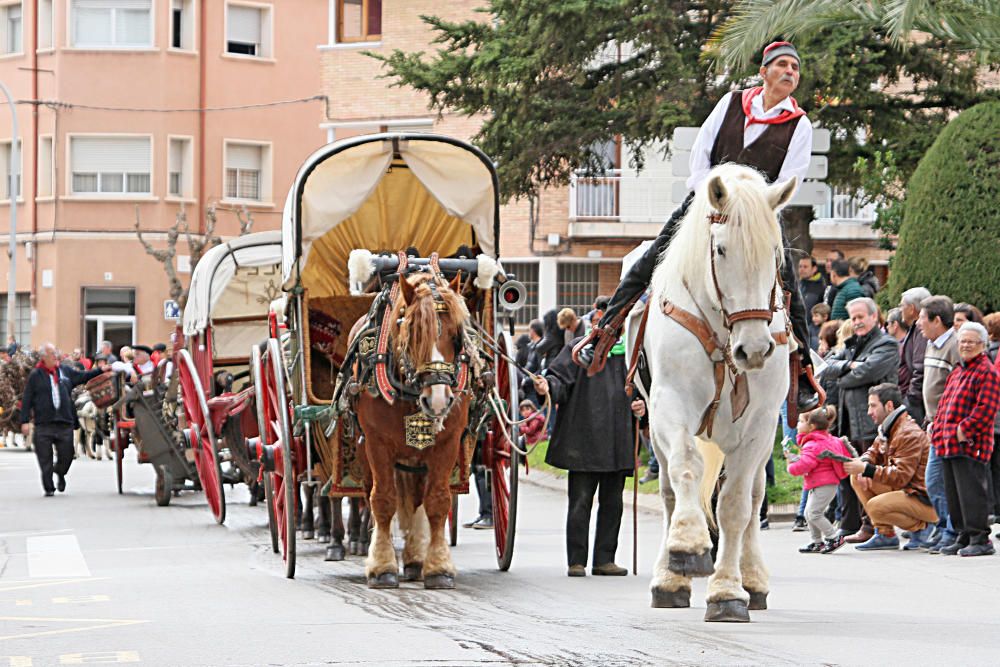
[882,101,1000,312]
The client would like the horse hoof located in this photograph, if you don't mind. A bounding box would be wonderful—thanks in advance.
[317,532,331,544]
[402,563,423,582]
[348,540,360,555]
[667,550,714,577]
[704,599,750,623]
[366,572,399,589]
[302,530,314,541]
[424,574,455,590]
[325,544,346,562]
[651,587,691,608]
[747,591,768,610]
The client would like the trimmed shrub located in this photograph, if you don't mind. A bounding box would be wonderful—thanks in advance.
[883,101,1000,312]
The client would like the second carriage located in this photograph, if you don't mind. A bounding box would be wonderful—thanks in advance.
[251,133,525,579]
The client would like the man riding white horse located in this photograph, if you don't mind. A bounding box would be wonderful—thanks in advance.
[576,41,820,413]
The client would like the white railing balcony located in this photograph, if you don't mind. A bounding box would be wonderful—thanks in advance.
[568,169,674,224]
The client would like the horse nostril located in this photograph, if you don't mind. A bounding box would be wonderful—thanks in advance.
[733,345,748,363]
[765,341,776,359]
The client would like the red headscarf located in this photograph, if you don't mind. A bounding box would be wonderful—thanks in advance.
[741,86,805,129]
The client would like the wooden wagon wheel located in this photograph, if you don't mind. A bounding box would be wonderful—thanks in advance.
[487,330,520,571]
[252,345,280,554]
[177,349,227,525]
[257,338,297,578]
[111,421,124,495]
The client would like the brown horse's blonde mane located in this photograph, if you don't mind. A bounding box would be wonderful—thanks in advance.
[390,271,469,368]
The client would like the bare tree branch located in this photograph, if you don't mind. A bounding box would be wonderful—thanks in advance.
[135,205,185,307]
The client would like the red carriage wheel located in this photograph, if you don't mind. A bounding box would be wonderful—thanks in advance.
[489,330,520,571]
[252,346,280,554]
[256,338,297,578]
[178,349,227,525]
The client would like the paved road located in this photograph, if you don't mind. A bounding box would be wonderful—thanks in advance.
[2,446,999,666]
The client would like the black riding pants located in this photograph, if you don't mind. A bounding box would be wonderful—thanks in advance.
[33,423,75,494]
[566,470,627,567]
[598,191,812,363]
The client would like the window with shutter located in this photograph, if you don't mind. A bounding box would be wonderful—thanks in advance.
[37,0,53,49]
[168,137,192,197]
[170,0,194,50]
[336,0,380,43]
[0,139,21,200]
[70,136,152,196]
[224,142,266,201]
[71,0,152,48]
[227,3,270,57]
[2,3,22,54]
[38,136,53,197]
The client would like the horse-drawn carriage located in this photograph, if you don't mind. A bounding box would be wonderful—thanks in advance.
[250,134,525,582]
[108,231,281,519]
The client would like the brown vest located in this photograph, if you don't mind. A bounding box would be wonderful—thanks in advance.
[709,91,800,183]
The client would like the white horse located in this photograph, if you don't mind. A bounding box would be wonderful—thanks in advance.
[639,163,796,622]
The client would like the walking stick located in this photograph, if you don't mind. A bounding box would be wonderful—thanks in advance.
[633,415,640,576]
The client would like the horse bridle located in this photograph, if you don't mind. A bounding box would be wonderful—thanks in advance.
[707,212,782,330]
[401,256,470,395]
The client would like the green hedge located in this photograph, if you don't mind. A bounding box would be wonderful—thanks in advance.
[883,101,1000,312]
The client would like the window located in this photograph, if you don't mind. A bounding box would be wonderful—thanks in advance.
[336,0,380,43]
[70,136,152,196]
[0,139,21,200]
[71,0,153,49]
[170,0,193,50]
[226,3,271,58]
[0,293,31,348]
[502,262,539,326]
[0,2,22,54]
[224,142,270,202]
[37,136,53,197]
[556,263,599,318]
[168,136,192,197]
[37,0,52,49]
[83,287,135,358]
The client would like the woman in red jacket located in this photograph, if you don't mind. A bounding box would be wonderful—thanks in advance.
[786,405,852,554]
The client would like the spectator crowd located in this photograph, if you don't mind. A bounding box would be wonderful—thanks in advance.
[785,249,1000,557]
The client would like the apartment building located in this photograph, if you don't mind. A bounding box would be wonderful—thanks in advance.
[0,0,326,354]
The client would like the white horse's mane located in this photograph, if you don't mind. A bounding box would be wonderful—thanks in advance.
[651,164,783,299]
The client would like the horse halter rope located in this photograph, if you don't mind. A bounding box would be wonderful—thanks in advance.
[707,212,781,329]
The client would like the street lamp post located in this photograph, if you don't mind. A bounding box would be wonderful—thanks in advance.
[0,81,17,344]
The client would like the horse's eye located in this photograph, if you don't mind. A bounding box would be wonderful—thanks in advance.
[716,245,726,258]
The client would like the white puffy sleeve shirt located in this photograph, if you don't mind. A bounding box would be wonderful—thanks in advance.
[686,91,813,192]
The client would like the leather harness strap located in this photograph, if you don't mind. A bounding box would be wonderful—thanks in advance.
[661,298,727,437]
[374,251,409,404]
[624,301,650,397]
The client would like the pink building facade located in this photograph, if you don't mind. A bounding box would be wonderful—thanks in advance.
[0,0,327,354]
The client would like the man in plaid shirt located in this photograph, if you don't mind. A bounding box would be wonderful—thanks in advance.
[931,322,1000,556]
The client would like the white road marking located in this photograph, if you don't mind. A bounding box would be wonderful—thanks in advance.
[25,536,91,579]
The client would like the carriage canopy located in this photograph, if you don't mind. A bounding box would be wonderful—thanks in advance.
[281,134,500,297]
[182,231,283,359]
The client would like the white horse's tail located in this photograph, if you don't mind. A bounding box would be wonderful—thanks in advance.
[696,437,725,529]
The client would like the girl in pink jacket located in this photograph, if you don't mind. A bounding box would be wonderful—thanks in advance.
[785,405,851,554]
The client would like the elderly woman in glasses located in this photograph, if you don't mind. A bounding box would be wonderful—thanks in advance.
[929,322,1000,556]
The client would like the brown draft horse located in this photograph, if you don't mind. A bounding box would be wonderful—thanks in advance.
[354,270,471,589]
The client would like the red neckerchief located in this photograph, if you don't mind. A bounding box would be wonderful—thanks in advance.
[741,87,805,129]
[36,360,60,383]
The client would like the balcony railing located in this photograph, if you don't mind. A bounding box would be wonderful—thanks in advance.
[569,169,674,223]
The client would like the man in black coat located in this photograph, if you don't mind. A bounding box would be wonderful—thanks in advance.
[21,343,104,496]
[534,327,643,577]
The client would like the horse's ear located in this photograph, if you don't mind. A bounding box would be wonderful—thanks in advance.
[707,176,728,212]
[768,177,797,211]
[449,271,462,294]
[399,276,416,305]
